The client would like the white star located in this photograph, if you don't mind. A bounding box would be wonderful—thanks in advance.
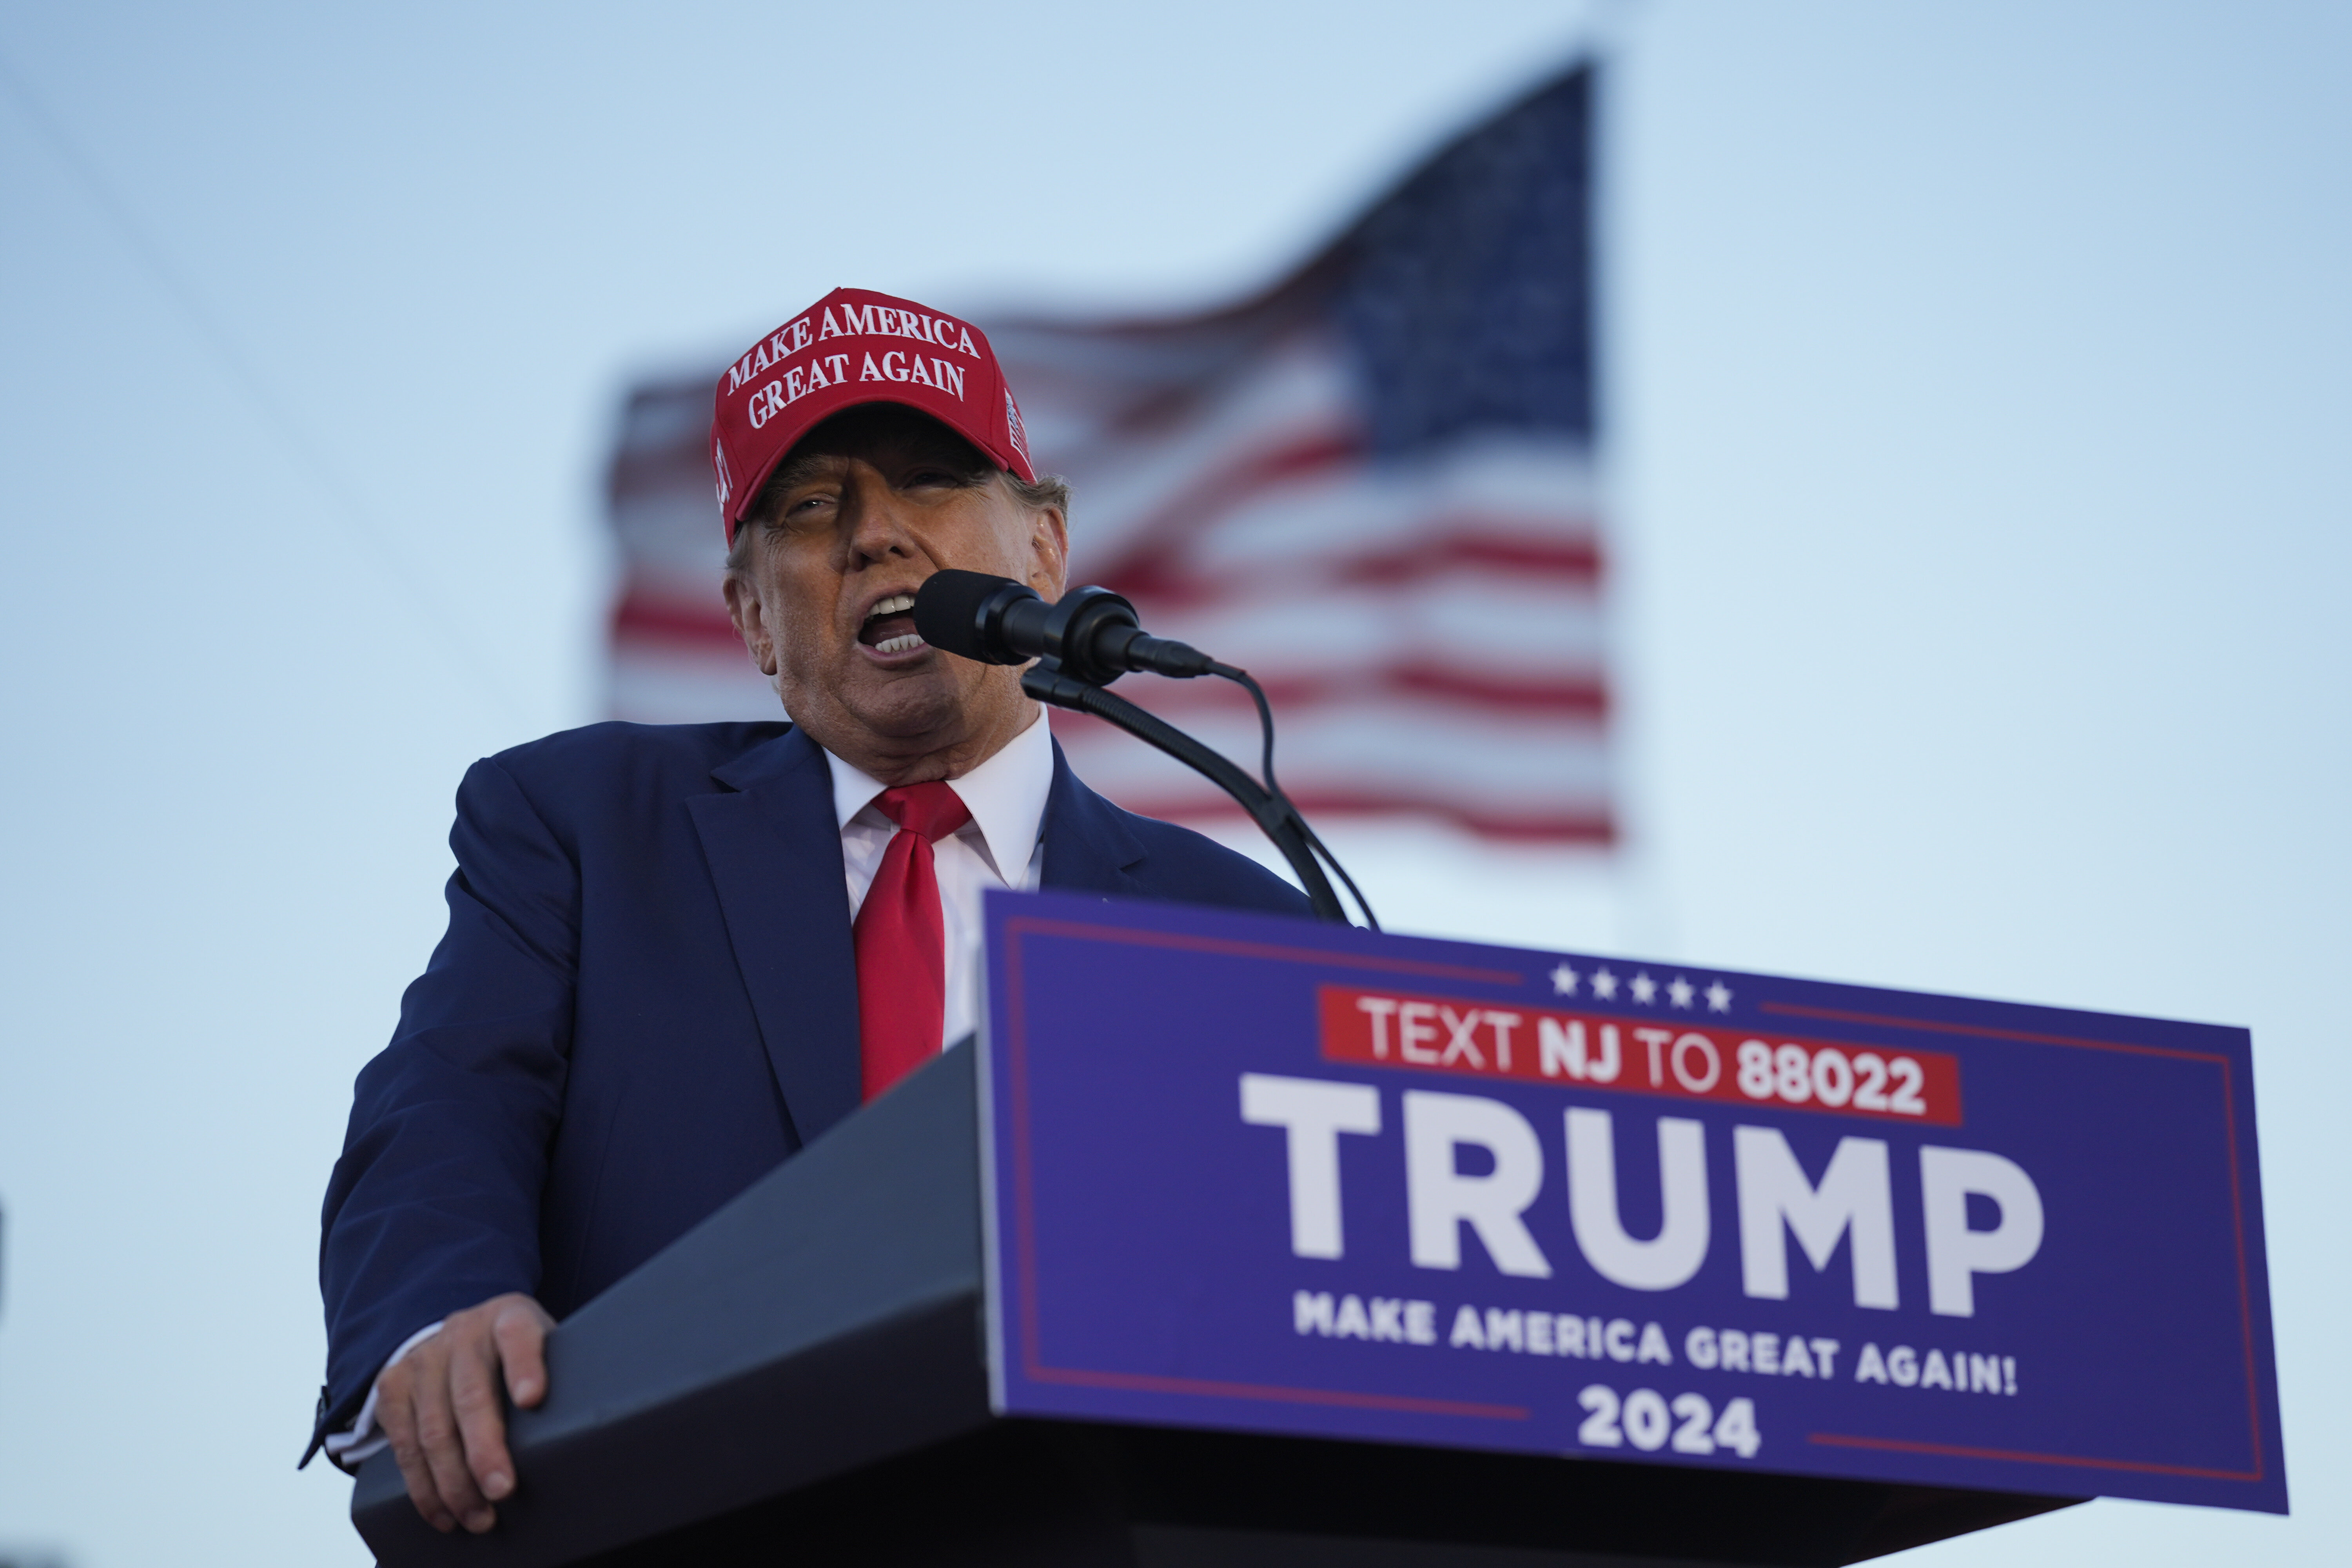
[1550,962,1580,996]
[1668,976,1695,1009]
[1705,981,1733,1013]
[1591,967,1619,1001]
[1631,972,1657,1005]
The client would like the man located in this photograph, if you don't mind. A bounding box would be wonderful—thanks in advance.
[311,288,1309,1533]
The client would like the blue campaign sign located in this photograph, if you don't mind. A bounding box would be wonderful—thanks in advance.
[979,889,2287,1514]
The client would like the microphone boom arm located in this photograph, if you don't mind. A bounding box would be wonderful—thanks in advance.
[1021,661,1350,924]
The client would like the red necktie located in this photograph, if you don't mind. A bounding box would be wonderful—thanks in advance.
[853,782,973,1101]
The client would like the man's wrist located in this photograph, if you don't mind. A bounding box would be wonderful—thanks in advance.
[322,1319,446,1472]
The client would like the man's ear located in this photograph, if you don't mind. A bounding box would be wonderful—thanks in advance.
[722,570,780,677]
[1027,507,1070,600]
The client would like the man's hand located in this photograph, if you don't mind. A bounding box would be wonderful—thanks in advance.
[377,1292,556,1533]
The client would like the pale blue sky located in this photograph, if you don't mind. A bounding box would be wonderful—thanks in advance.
[0,3,2345,1564]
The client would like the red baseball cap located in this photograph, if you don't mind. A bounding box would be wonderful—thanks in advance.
[709,287,1036,544]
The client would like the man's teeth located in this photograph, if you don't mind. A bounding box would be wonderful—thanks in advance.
[865,594,922,654]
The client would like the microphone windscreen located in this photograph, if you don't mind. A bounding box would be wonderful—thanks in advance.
[915,569,1021,662]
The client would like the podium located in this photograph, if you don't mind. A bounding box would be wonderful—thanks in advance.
[352,890,2283,1563]
[351,1049,2070,1567]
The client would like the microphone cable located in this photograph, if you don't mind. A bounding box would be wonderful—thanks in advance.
[1209,662,1380,932]
[915,568,1379,928]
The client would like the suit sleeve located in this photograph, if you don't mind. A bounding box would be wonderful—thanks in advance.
[313,755,581,1450]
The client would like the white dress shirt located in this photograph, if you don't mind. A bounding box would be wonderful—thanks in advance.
[326,713,1056,1469]
[829,708,1053,1048]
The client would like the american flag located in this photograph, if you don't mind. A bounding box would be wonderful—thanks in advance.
[603,64,1608,844]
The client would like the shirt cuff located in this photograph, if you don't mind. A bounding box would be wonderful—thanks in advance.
[323,1321,445,1471]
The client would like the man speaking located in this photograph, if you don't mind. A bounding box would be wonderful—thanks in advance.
[311,289,1308,1532]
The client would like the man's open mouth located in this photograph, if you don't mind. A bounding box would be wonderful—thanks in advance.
[859,593,924,655]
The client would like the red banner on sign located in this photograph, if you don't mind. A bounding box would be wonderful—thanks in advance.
[1316,985,1963,1126]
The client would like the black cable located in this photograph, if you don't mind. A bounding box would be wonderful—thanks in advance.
[1027,668,1350,923]
[1212,663,1284,797]
[1297,816,1381,934]
[1208,663,1380,932]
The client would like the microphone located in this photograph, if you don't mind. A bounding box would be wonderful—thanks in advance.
[916,571,1377,927]
[914,570,1218,686]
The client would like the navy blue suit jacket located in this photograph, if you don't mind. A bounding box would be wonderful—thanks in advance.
[313,720,1307,1453]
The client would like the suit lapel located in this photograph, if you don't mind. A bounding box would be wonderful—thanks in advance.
[1038,740,1149,897]
[686,726,862,1147]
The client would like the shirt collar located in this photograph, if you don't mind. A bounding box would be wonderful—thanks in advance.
[822,711,1056,880]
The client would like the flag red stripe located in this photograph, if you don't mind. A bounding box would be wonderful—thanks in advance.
[1334,528,1601,587]
[614,534,1602,650]
[1140,524,1603,606]
[613,599,1606,718]
[1383,665,1603,715]
[613,596,740,649]
[1132,668,1608,719]
[612,625,1599,724]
